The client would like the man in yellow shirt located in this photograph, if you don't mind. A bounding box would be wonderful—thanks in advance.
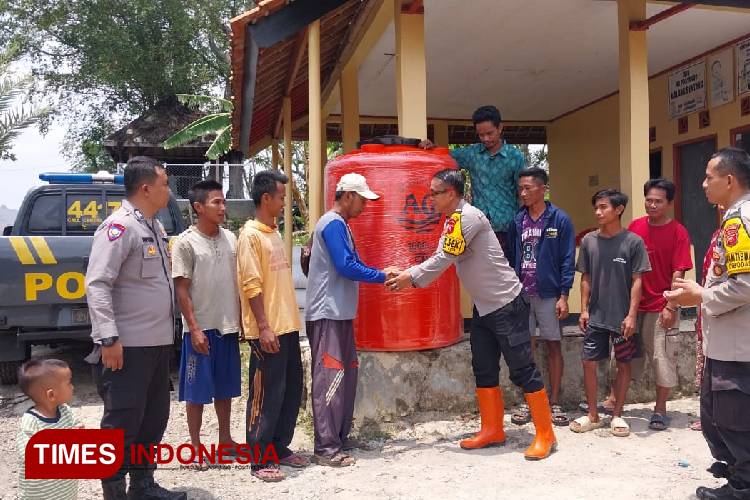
[238,170,308,482]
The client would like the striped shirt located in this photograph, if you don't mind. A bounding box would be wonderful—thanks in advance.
[17,404,80,500]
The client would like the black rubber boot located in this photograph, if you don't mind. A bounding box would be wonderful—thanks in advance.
[127,469,187,500]
[697,484,736,500]
[730,479,750,499]
[101,478,127,500]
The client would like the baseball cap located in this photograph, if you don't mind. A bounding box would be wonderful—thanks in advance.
[336,173,379,200]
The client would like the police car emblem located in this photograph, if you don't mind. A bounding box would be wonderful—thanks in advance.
[107,223,126,241]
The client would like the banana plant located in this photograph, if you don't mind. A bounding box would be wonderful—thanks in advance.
[162,94,232,160]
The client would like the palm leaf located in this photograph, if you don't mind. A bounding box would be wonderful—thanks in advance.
[176,94,233,113]
[0,105,49,155]
[205,126,231,160]
[162,113,231,149]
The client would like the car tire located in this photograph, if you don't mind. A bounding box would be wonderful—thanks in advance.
[0,360,21,385]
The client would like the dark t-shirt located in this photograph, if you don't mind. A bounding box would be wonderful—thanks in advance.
[576,230,652,331]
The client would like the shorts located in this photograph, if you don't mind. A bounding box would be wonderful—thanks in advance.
[179,330,241,404]
[528,296,562,341]
[636,312,679,388]
[582,325,637,363]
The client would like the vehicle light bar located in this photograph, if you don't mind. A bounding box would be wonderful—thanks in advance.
[39,171,124,184]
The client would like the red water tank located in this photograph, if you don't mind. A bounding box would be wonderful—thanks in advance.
[324,138,462,351]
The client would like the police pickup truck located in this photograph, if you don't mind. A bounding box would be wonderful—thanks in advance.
[0,172,186,384]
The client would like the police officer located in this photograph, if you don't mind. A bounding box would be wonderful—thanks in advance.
[86,156,185,500]
[386,168,556,461]
[666,147,750,500]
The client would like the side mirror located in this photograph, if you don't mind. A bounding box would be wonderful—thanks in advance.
[2,226,12,236]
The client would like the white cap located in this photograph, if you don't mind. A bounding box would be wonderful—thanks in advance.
[335,173,379,200]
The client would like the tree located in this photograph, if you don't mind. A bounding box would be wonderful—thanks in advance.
[7,0,251,172]
[0,46,49,161]
[163,94,232,160]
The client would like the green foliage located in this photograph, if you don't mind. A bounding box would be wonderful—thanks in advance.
[0,47,49,161]
[162,95,232,160]
[6,0,253,168]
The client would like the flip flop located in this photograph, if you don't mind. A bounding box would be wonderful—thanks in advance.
[648,412,669,431]
[251,465,285,482]
[279,453,310,468]
[570,415,605,433]
[611,417,630,437]
[690,420,702,431]
[312,452,356,467]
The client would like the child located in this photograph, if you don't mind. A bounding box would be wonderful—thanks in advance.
[570,189,651,438]
[17,359,81,499]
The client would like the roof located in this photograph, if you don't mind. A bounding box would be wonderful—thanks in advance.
[103,97,213,163]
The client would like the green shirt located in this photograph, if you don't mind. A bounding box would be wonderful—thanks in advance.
[17,404,80,499]
[450,142,526,232]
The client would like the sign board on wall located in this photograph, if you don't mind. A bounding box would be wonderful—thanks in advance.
[669,61,706,119]
[708,48,734,108]
[738,37,750,97]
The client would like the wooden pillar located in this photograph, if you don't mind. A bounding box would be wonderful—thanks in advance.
[283,96,293,261]
[433,120,449,146]
[271,139,280,170]
[618,0,649,221]
[308,20,323,230]
[340,64,360,153]
[394,2,427,139]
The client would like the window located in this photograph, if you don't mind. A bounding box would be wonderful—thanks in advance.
[28,194,63,233]
[66,192,105,233]
[105,191,176,235]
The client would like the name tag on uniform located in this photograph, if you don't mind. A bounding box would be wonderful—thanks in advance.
[143,243,158,259]
[545,228,558,239]
[442,212,466,256]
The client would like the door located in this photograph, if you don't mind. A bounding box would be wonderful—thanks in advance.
[676,138,717,284]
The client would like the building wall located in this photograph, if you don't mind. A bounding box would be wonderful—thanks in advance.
[548,43,750,313]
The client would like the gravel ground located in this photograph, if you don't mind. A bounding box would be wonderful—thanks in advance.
[0,344,720,500]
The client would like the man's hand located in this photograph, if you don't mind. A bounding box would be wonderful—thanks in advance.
[579,310,589,333]
[621,314,636,339]
[659,306,677,329]
[556,296,569,320]
[190,329,210,355]
[259,325,280,353]
[384,266,401,280]
[385,270,413,291]
[102,341,124,371]
[664,278,704,307]
[418,139,435,149]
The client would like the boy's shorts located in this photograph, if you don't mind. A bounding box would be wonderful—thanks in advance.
[582,325,637,363]
[529,296,563,341]
[179,330,241,404]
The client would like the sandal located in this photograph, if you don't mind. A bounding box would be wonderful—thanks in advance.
[551,404,569,426]
[611,417,630,437]
[648,412,669,431]
[252,465,285,482]
[570,415,605,433]
[690,420,702,432]
[188,458,209,471]
[511,403,531,425]
[312,452,356,467]
[279,452,310,468]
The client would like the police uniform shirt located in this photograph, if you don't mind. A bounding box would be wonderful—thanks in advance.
[85,199,174,346]
[408,200,522,316]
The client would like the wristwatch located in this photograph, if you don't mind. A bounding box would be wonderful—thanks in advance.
[100,336,119,347]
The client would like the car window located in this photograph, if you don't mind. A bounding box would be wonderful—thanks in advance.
[105,191,176,234]
[66,192,105,233]
[28,194,63,233]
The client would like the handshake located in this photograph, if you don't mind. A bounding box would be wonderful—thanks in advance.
[383,266,412,292]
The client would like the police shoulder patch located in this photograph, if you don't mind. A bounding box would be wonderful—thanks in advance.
[107,223,126,241]
[442,211,466,256]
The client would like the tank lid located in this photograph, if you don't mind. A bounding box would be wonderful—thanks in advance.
[357,135,421,148]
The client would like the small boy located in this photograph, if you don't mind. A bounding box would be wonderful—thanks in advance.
[17,359,81,500]
[571,189,651,438]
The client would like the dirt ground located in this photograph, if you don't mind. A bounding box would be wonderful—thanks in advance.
[0,344,721,500]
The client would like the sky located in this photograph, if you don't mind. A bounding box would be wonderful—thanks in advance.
[0,122,68,210]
